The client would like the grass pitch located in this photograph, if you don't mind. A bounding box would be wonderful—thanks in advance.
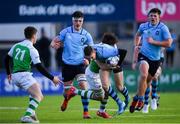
[0,93,180,123]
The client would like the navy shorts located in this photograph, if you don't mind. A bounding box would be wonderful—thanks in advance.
[62,62,86,82]
[138,53,161,77]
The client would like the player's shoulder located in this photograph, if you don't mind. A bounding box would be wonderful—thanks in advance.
[81,28,91,36]
[63,26,72,33]
[139,22,149,29]
[158,22,168,30]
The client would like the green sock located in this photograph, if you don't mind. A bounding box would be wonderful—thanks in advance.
[24,97,39,116]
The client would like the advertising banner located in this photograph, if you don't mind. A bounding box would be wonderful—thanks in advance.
[136,0,180,22]
[0,71,63,96]
[0,0,134,23]
[0,69,179,96]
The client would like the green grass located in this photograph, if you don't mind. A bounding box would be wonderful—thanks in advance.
[0,93,180,123]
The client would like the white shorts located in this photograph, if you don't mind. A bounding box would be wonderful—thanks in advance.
[12,72,37,90]
[85,66,102,90]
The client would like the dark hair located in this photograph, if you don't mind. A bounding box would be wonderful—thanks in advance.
[101,33,118,45]
[84,46,93,56]
[24,26,37,39]
[72,11,84,18]
[148,8,161,16]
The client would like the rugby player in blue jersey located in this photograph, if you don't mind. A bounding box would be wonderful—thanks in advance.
[130,8,172,113]
[51,11,93,118]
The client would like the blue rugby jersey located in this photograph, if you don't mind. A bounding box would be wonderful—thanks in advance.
[57,26,93,65]
[138,22,171,60]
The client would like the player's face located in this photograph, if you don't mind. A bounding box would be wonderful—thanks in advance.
[72,17,84,31]
[148,13,160,25]
[32,33,37,44]
[85,50,96,60]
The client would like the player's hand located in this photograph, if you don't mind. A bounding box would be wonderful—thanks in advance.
[147,37,155,44]
[50,37,61,49]
[7,74,12,84]
[52,76,61,86]
[83,58,89,66]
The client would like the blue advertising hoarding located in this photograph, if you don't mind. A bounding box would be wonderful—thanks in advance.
[0,0,135,23]
[0,71,64,96]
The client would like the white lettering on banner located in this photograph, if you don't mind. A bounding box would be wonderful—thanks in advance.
[19,5,46,16]
[141,0,176,16]
[172,73,180,84]
[160,74,170,84]
[47,5,58,15]
[59,5,96,15]
[125,75,136,86]
[4,79,19,92]
[19,3,115,16]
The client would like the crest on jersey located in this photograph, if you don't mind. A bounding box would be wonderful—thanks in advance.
[155,31,159,35]
[81,38,85,42]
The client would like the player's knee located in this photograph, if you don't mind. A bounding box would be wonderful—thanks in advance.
[102,85,109,92]
[39,94,44,101]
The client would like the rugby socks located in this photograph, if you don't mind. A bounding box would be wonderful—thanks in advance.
[99,92,108,112]
[121,86,129,102]
[152,80,158,99]
[81,96,89,113]
[108,86,123,107]
[144,87,150,105]
[76,89,94,99]
[24,96,39,116]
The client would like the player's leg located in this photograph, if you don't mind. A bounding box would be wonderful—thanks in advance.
[97,91,112,118]
[130,60,149,113]
[142,84,151,113]
[60,64,76,111]
[149,61,162,110]
[97,69,112,118]
[12,72,42,123]
[24,83,43,123]
[77,74,91,119]
[113,69,130,111]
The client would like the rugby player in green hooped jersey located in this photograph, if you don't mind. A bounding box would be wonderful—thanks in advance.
[4,26,61,123]
[65,33,129,118]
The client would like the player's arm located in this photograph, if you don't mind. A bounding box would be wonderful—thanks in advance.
[4,54,12,83]
[147,26,173,47]
[132,32,141,69]
[117,49,127,66]
[50,36,62,49]
[50,29,67,49]
[147,37,172,47]
[31,49,60,85]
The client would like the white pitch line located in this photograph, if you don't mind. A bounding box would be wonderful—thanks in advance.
[0,107,25,110]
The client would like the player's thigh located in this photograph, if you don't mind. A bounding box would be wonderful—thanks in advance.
[27,83,43,101]
[139,60,149,77]
[99,69,110,91]
[85,67,102,90]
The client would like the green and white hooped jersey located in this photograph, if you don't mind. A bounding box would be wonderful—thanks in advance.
[8,40,41,73]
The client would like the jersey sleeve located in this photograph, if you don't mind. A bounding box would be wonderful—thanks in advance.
[137,23,144,35]
[162,25,172,40]
[30,48,41,64]
[57,28,67,42]
[8,44,16,57]
[95,44,119,59]
[85,32,94,45]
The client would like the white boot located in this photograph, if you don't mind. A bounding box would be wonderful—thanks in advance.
[142,104,149,113]
[20,116,39,123]
[151,98,157,110]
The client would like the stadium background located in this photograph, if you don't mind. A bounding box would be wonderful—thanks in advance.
[0,0,180,123]
[0,0,179,96]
